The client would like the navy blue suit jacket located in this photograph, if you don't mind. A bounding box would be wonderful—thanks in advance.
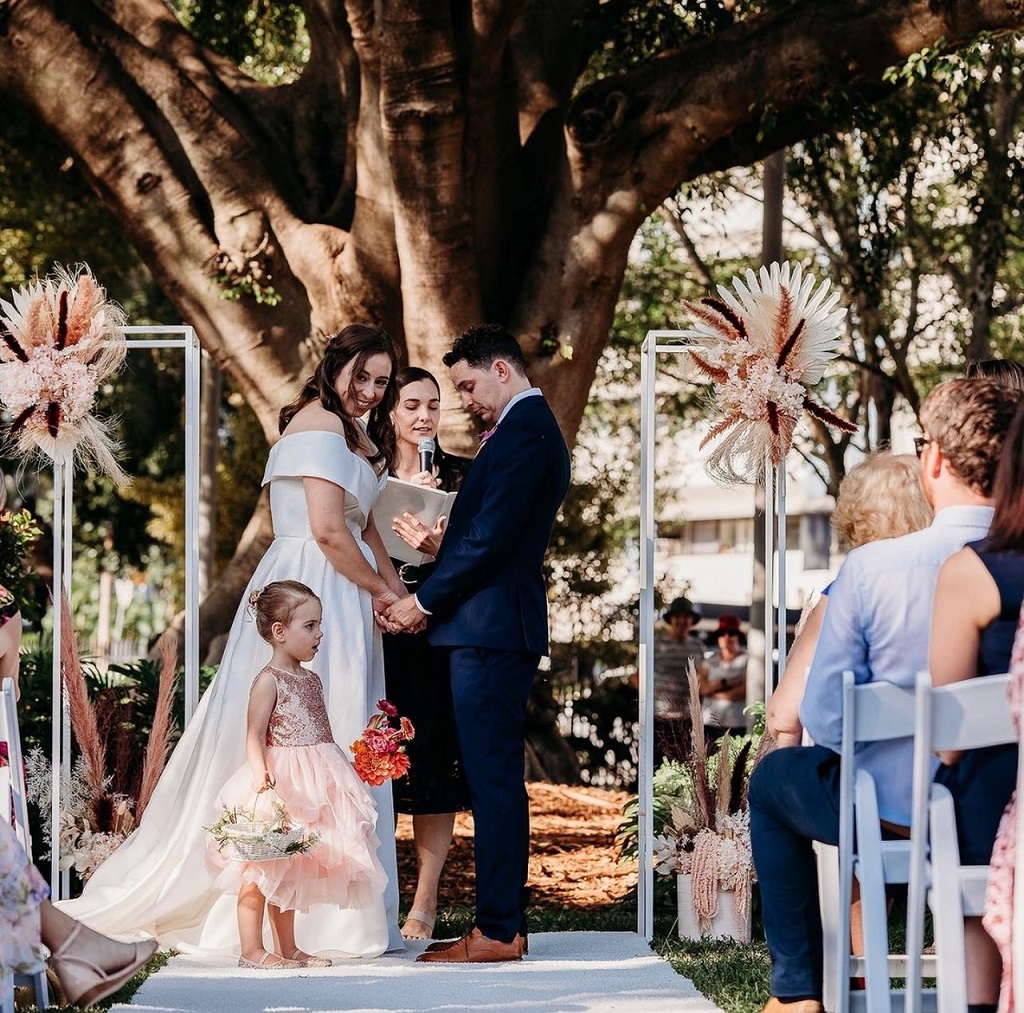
[417,393,571,655]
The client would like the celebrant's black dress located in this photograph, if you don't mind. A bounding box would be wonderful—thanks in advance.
[383,449,472,815]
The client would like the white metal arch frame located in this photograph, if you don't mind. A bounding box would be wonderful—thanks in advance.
[49,325,202,895]
[638,329,788,940]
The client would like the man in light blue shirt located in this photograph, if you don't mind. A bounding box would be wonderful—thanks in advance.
[749,378,1020,1013]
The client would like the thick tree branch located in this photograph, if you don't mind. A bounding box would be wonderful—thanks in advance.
[378,0,481,378]
[566,0,1024,213]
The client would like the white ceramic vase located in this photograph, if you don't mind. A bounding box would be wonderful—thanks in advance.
[676,872,751,942]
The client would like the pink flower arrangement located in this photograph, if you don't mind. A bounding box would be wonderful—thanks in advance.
[351,699,415,786]
[0,265,128,481]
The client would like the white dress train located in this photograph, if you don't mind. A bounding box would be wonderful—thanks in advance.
[59,430,404,957]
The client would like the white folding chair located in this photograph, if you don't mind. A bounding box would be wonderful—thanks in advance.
[818,670,936,1013]
[906,671,1016,1013]
[1,676,50,1013]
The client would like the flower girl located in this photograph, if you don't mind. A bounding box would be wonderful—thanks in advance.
[208,580,387,969]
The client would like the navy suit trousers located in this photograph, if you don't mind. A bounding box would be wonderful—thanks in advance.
[449,645,538,942]
[748,745,842,1000]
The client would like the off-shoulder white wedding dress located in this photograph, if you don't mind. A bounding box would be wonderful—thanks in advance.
[60,431,402,957]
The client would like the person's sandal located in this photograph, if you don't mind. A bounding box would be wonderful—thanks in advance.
[237,951,302,969]
[289,949,332,968]
[49,925,158,1008]
[401,909,437,940]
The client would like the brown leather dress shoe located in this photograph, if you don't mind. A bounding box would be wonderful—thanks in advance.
[425,933,529,955]
[760,999,824,1013]
[416,927,525,963]
[424,938,458,952]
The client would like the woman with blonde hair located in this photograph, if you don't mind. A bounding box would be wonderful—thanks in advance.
[766,452,933,747]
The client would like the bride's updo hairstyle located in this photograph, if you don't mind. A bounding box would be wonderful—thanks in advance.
[248,580,320,641]
[278,324,399,473]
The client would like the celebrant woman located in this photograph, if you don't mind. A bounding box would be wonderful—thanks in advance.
[62,325,408,956]
[380,366,472,940]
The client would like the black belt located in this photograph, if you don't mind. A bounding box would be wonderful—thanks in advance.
[396,561,434,588]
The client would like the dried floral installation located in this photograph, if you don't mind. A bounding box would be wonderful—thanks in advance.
[652,661,755,939]
[24,592,179,879]
[681,261,857,485]
[0,264,127,482]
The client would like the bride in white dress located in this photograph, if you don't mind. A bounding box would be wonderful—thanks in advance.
[61,325,410,957]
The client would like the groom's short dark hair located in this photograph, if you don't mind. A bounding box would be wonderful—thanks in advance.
[443,323,528,375]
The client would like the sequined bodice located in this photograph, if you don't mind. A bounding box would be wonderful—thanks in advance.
[263,666,334,747]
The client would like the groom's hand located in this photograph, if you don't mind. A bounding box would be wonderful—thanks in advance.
[385,594,428,633]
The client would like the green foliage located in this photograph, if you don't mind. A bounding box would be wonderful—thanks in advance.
[618,758,695,858]
[0,507,42,622]
[172,0,309,82]
[211,267,281,306]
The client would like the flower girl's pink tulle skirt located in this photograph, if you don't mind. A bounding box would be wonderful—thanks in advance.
[208,743,386,914]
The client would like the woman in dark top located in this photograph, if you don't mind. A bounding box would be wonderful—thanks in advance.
[929,393,1024,1011]
[382,366,472,940]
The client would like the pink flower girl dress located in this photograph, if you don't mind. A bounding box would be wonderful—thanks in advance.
[209,664,386,918]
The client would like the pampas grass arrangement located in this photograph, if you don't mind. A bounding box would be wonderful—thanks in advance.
[137,631,178,819]
[25,591,181,876]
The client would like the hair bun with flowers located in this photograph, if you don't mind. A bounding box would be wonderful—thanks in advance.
[681,261,857,485]
[0,264,128,483]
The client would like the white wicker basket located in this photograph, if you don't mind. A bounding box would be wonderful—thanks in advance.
[216,820,311,862]
[209,787,313,862]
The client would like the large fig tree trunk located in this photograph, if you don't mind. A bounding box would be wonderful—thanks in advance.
[1,0,1021,644]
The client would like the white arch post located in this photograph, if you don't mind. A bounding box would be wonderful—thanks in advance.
[50,325,202,895]
[637,329,788,940]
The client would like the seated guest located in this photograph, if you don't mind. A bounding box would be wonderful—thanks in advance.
[767,453,932,748]
[749,378,1019,1013]
[929,393,1024,1013]
[699,614,747,738]
[0,821,157,1008]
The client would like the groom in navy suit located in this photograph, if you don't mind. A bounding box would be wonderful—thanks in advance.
[384,323,570,963]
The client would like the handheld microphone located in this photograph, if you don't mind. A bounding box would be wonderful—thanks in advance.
[418,437,435,475]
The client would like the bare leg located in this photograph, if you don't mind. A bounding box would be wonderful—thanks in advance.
[964,917,1001,1005]
[237,883,270,962]
[267,903,298,958]
[41,899,158,1006]
[402,812,456,939]
[0,607,23,698]
[40,900,142,973]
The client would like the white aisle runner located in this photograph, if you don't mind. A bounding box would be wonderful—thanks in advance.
[112,931,724,1012]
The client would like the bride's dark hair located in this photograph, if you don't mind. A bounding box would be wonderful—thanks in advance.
[278,324,399,473]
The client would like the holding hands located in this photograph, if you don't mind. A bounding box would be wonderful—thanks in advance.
[372,586,402,633]
[380,594,428,635]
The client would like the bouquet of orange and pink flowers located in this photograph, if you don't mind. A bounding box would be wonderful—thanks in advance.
[351,699,415,786]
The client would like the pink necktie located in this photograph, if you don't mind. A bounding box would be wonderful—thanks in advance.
[479,426,497,444]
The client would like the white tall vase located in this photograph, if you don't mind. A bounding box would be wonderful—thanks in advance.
[676,873,751,942]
